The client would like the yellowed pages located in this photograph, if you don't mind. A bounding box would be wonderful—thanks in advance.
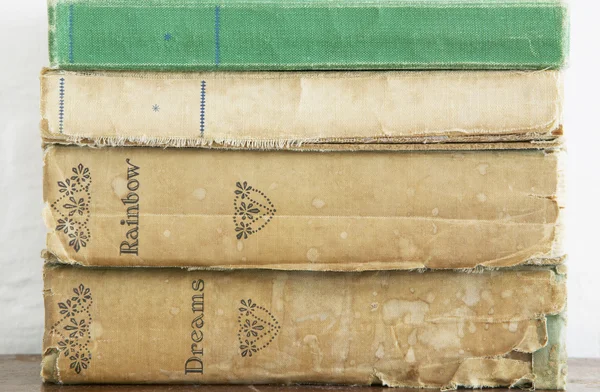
[41,70,563,148]
[43,146,564,270]
[42,265,567,388]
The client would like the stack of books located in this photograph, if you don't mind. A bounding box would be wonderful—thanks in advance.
[40,0,569,389]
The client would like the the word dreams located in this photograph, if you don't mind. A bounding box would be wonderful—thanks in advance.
[185,279,205,374]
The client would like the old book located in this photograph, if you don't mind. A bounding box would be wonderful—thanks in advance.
[41,265,567,388]
[47,0,568,71]
[43,146,564,270]
[41,70,563,148]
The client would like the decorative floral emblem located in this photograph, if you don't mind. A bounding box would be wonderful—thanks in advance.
[237,299,280,358]
[239,299,257,316]
[68,230,89,253]
[233,182,276,240]
[64,317,89,338]
[57,338,77,357]
[239,340,258,358]
[49,284,93,375]
[69,352,90,375]
[71,164,90,184]
[234,222,252,240]
[63,197,87,217]
[237,202,260,221]
[50,164,91,253]
[58,179,77,196]
[72,284,92,304]
[242,319,264,337]
[57,299,78,318]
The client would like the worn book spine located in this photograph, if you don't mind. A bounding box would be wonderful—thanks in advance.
[47,0,568,71]
[43,145,564,270]
[41,265,567,388]
[40,70,563,148]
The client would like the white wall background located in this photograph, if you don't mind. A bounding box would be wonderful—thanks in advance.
[0,0,598,357]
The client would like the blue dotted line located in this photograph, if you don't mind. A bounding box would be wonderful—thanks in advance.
[215,6,220,66]
[68,5,74,63]
[200,81,206,136]
[59,78,65,133]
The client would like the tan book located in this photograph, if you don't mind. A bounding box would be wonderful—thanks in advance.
[43,145,564,270]
[41,70,563,148]
[42,265,567,388]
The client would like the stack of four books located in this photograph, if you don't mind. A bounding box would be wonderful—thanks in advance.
[41,0,568,389]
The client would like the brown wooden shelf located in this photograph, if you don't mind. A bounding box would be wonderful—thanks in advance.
[1,355,598,392]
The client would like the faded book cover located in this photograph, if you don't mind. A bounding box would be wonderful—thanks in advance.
[41,265,567,388]
[43,146,564,270]
[47,0,569,70]
[40,70,563,148]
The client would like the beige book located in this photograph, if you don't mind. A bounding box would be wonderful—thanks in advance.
[40,70,563,148]
[42,265,567,388]
[43,145,564,270]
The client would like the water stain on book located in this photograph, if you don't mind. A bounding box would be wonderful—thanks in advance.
[90,322,103,339]
[478,164,489,175]
[382,299,429,325]
[306,248,319,262]
[111,176,128,198]
[468,322,477,334]
[396,237,420,259]
[312,198,326,209]
[193,188,206,200]
[460,286,481,307]
[425,293,436,304]
[418,325,461,350]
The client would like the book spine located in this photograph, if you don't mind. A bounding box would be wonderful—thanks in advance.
[533,312,568,389]
[43,145,564,270]
[40,70,563,148]
[42,265,567,386]
[48,0,568,71]
[47,1,58,67]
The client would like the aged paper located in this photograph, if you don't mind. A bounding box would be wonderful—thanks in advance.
[43,146,564,270]
[41,70,563,148]
[42,265,567,388]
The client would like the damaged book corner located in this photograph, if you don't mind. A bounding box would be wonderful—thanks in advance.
[39,0,570,389]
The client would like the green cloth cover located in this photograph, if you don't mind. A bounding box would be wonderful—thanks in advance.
[48,0,569,71]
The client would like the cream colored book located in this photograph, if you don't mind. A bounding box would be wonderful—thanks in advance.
[43,145,564,270]
[42,265,567,388]
[41,70,563,148]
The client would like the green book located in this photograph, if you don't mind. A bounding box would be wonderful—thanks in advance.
[48,0,569,71]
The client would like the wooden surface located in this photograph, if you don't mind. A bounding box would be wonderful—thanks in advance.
[0,355,598,392]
